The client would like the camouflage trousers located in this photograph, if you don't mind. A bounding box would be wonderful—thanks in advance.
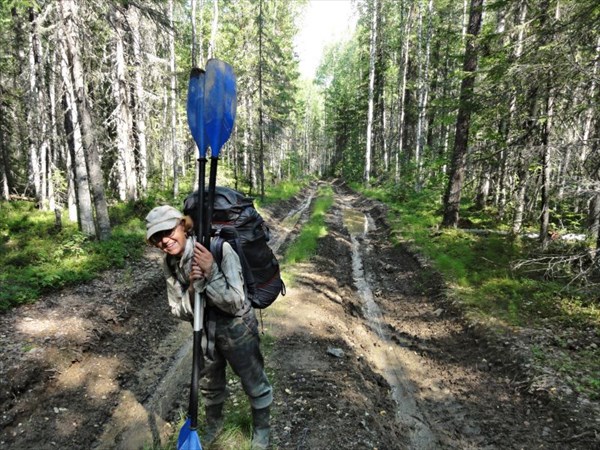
[200,307,273,410]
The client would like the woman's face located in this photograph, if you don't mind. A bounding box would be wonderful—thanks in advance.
[151,221,187,257]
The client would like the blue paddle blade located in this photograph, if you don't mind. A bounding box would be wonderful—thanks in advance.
[204,59,237,158]
[187,68,207,158]
[177,418,203,450]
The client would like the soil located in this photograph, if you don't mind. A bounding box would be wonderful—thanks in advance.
[1,180,598,450]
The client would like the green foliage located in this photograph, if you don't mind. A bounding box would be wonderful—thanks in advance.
[256,179,308,207]
[282,185,333,265]
[0,200,146,311]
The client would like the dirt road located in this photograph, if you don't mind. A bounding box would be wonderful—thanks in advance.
[1,181,597,449]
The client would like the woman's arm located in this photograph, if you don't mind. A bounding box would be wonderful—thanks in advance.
[193,242,245,315]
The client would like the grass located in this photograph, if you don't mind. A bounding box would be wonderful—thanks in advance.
[357,183,600,400]
[0,171,308,312]
[0,200,153,311]
[254,179,309,207]
[281,184,333,266]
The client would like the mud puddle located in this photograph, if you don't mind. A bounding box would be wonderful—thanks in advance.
[343,206,438,449]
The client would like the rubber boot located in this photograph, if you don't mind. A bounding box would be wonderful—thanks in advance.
[203,403,224,448]
[251,406,270,449]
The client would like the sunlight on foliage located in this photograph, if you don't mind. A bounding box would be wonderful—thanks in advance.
[257,179,309,206]
[0,200,147,311]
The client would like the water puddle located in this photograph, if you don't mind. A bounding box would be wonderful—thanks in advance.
[343,209,385,337]
[342,206,437,449]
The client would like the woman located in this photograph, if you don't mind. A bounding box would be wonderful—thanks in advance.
[145,205,272,449]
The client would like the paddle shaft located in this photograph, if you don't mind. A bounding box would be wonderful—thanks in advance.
[202,158,219,250]
[189,156,208,430]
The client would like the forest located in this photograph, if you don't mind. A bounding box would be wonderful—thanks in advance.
[0,0,598,237]
[0,0,599,297]
[1,0,598,242]
[1,0,599,447]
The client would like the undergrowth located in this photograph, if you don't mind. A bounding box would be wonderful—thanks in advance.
[0,199,154,311]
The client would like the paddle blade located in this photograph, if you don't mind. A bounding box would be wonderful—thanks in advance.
[177,418,203,450]
[204,59,237,158]
[187,67,207,158]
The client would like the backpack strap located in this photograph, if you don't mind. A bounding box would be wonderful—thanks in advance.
[210,227,256,301]
[210,234,228,289]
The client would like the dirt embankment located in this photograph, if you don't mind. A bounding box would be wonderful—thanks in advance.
[1,181,598,450]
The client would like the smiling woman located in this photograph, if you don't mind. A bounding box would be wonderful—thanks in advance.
[144,203,274,448]
[145,205,189,255]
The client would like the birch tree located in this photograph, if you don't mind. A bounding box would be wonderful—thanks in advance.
[365,0,378,185]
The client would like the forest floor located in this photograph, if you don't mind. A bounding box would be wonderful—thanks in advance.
[1,180,598,450]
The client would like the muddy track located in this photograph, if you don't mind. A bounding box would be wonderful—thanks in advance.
[1,181,597,450]
[0,185,318,450]
[267,180,598,449]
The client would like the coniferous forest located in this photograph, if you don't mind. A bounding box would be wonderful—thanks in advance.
[1,0,598,245]
[1,0,598,241]
[2,0,600,311]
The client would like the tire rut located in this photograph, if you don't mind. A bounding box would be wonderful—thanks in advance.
[267,179,596,450]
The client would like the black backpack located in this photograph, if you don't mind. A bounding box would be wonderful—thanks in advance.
[183,187,285,309]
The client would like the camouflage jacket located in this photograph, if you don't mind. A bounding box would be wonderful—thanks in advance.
[162,236,249,320]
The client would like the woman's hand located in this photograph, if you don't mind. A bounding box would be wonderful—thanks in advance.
[190,242,213,283]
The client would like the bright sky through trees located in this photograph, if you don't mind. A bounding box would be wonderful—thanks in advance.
[294,0,357,79]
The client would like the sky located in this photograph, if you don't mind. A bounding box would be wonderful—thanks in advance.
[294,0,357,79]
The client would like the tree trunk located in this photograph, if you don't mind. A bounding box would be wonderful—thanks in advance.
[0,102,11,200]
[539,1,560,248]
[168,0,178,197]
[29,9,50,210]
[589,194,600,242]
[129,5,148,195]
[441,0,484,227]
[499,1,527,220]
[540,83,554,248]
[190,0,198,68]
[414,0,433,190]
[258,0,265,199]
[208,0,219,59]
[112,6,137,202]
[60,0,111,240]
[475,165,491,210]
[395,3,414,182]
[365,0,378,186]
[27,8,42,204]
[59,40,95,236]
[47,48,59,212]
